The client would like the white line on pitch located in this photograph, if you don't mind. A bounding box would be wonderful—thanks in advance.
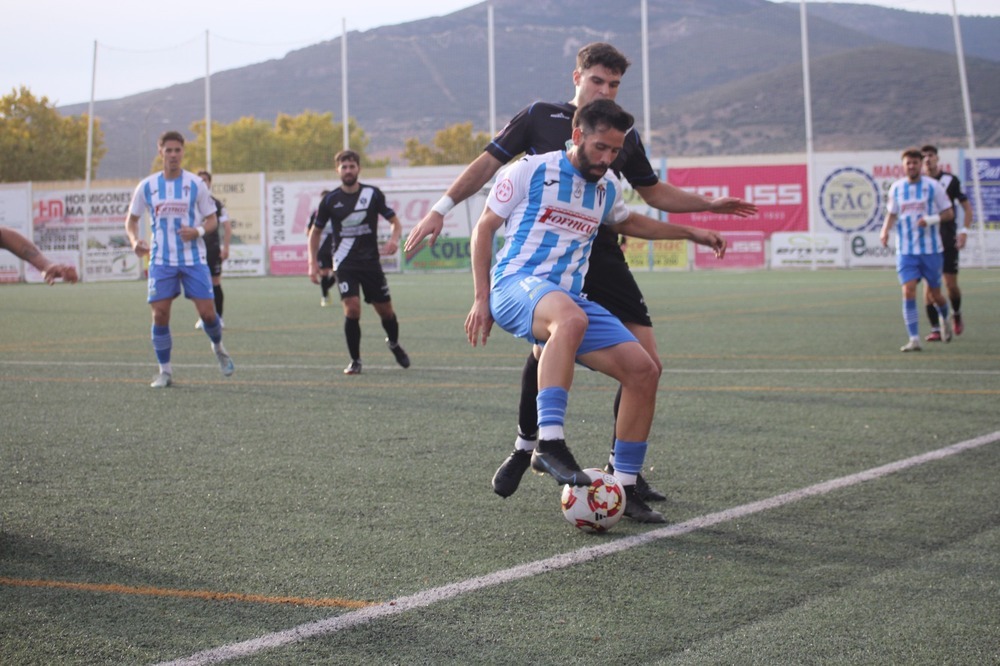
[156,430,1000,666]
[3,360,1000,377]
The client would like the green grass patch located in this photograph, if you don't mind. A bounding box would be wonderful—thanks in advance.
[2,270,998,664]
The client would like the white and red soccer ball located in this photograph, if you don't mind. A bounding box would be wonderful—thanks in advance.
[560,468,625,533]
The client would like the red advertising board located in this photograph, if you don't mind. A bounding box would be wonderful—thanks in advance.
[694,230,765,270]
[667,164,808,237]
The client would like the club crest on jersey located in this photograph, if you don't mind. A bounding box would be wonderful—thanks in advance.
[538,206,598,237]
[495,178,514,203]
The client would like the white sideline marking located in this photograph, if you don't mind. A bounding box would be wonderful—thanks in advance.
[4,360,1000,377]
[158,431,1000,666]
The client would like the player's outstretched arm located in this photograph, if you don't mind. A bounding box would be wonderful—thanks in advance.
[612,213,727,259]
[634,181,757,217]
[404,152,505,259]
[0,226,79,284]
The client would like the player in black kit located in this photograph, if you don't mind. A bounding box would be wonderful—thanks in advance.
[196,171,232,328]
[404,43,756,515]
[921,145,973,339]
[307,150,410,375]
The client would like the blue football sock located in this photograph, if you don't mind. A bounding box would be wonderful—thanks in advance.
[537,386,568,441]
[152,324,172,369]
[612,439,648,486]
[202,315,223,345]
[903,298,918,339]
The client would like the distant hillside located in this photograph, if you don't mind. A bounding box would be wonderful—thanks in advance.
[806,3,1000,63]
[651,44,1000,156]
[58,0,1000,179]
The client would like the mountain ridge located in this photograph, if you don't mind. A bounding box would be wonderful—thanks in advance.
[58,0,1000,179]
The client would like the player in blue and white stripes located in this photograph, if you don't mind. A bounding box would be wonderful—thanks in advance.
[126,130,235,387]
[465,100,726,524]
[488,151,629,296]
[880,147,954,352]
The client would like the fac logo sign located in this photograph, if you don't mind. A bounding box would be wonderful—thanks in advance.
[819,167,881,233]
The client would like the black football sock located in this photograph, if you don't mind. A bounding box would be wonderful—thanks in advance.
[345,317,361,360]
[321,275,335,297]
[518,352,539,439]
[381,314,399,345]
[609,384,623,456]
[214,285,224,317]
[926,303,940,328]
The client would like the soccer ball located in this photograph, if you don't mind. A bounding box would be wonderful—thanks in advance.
[560,468,626,533]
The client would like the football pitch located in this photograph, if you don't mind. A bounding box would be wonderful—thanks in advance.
[2,269,998,665]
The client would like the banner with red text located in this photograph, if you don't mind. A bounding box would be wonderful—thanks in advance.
[667,164,807,236]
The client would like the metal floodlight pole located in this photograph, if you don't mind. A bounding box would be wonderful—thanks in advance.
[641,0,658,268]
[342,19,350,150]
[488,3,496,137]
[83,39,98,281]
[800,0,818,271]
[205,30,212,173]
[950,0,987,268]
[641,0,651,150]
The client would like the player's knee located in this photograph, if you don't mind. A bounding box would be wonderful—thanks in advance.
[624,350,659,393]
[636,357,660,392]
[553,308,588,344]
[647,352,663,377]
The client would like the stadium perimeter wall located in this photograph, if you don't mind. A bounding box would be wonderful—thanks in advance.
[2,149,998,282]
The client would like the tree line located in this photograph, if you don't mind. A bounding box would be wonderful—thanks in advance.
[0,87,490,182]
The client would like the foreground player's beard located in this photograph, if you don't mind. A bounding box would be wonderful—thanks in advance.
[576,149,609,183]
[341,173,358,187]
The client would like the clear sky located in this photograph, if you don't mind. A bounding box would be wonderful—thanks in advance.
[3,0,997,108]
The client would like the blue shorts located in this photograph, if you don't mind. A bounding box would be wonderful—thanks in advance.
[897,253,943,289]
[147,264,215,303]
[490,274,637,355]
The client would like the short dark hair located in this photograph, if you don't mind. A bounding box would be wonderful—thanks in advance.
[921,144,939,156]
[901,147,923,161]
[197,170,212,183]
[158,130,185,146]
[573,98,635,135]
[576,42,630,76]
[335,149,360,166]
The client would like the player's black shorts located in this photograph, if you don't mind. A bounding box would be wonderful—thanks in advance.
[204,237,223,277]
[581,243,652,328]
[940,222,960,274]
[318,234,334,270]
[335,266,391,304]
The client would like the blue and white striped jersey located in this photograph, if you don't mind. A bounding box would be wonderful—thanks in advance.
[886,176,953,256]
[129,169,217,266]
[487,151,629,294]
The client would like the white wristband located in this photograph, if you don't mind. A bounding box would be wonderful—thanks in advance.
[197,226,206,237]
[924,214,941,226]
[431,195,455,216]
